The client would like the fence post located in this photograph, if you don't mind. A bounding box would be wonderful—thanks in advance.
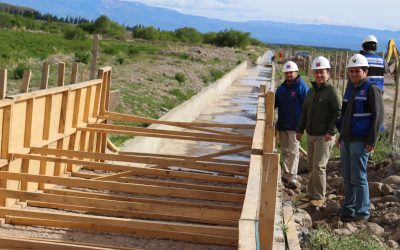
[0,69,7,99]
[90,34,100,80]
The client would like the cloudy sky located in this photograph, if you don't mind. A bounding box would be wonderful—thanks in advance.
[125,0,399,31]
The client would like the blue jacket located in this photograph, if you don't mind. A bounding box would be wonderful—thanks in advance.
[363,52,385,91]
[275,76,309,131]
[342,80,373,136]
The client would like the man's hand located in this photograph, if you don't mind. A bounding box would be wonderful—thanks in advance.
[365,144,375,152]
[324,133,333,141]
[336,140,341,149]
[296,132,302,141]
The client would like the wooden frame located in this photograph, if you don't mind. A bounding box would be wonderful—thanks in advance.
[0,61,277,248]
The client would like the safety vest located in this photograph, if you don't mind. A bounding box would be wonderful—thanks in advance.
[363,52,385,91]
[343,81,373,136]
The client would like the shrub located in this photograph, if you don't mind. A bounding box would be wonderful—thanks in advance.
[74,51,91,64]
[63,26,86,40]
[11,63,28,80]
[132,26,159,41]
[209,68,224,81]
[175,27,202,44]
[116,57,124,65]
[174,72,186,83]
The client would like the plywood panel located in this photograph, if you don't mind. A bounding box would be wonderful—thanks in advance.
[9,101,27,152]
[31,97,46,145]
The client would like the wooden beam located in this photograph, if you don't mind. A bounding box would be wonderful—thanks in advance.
[70,62,79,84]
[88,123,252,141]
[0,171,244,202]
[28,201,238,226]
[0,189,240,221]
[102,111,255,129]
[40,62,50,90]
[0,208,238,246]
[0,236,136,250]
[78,127,251,145]
[28,147,249,176]
[58,62,65,87]
[16,153,247,184]
[21,69,32,93]
[0,69,7,99]
[44,188,241,211]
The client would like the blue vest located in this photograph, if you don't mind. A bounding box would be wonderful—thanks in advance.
[343,81,373,136]
[364,52,385,91]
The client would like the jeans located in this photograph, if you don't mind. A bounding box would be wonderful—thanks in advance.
[340,140,370,218]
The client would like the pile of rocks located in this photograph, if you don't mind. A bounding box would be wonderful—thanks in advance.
[283,156,400,249]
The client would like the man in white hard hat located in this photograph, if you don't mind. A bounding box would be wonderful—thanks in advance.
[275,61,309,189]
[336,54,384,222]
[360,35,388,92]
[296,56,341,207]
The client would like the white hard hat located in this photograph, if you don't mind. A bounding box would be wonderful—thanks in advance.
[283,61,299,72]
[362,35,378,44]
[347,54,369,68]
[311,56,331,70]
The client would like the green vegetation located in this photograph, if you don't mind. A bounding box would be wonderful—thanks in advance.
[174,72,186,83]
[307,226,390,250]
[372,132,400,164]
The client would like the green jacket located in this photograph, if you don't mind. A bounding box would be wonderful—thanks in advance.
[296,80,341,136]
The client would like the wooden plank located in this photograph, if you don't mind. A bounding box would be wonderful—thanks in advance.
[23,99,34,148]
[265,91,275,126]
[21,69,32,93]
[29,147,249,175]
[0,208,238,244]
[240,154,262,221]
[102,111,255,129]
[2,106,12,159]
[40,62,50,90]
[17,152,247,184]
[283,206,301,250]
[0,236,134,250]
[72,89,82,127]
[251,119,266,155]
[238,220,257,250]
[0,69,7,99]
[184,125,246,136]
[7,216,237,246]
[88,123,252,141]
[0,171,244,203]
[0,189,240,221]
[263,125,275,154]
[43,94,53,140]
[79,127,251,145]
[28,201,237,226]
[70,62,78,84]
[44,188,241,211]
[259,153,279,250]
[83,86,93,123]
[58,62,65,86]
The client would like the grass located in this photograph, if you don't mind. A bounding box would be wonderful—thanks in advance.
[306,226,390,250]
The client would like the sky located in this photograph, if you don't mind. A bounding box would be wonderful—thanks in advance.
[125,0,400,31]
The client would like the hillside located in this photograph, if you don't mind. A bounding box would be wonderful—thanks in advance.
[1,0,400,50]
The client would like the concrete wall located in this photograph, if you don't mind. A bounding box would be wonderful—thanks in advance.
[122,60,248,153]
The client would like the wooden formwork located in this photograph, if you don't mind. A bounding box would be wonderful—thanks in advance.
[239,64,280,250]
[0,62,278,249]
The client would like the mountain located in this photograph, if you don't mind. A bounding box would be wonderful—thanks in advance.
[1,0,399,50]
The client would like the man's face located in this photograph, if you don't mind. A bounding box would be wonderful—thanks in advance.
[284,71,298,82]
[313,69,330,85]
[349,67,368,85]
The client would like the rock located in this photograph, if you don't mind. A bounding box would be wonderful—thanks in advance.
[370,217,382,224]
[345,223,358,233]
[370,197,383,204]
[297,157,308,174]
[327,194,337,200]
[394,190,400,199]
[327,161,340,173]
[333,228,352,236]
[369,182,383,197]
[325,200,340,215]
[382,213,399,225]
[390,229,400,242]
[286,189,295,196]
[382,175,400,185]
[330,177,343,188]
[295,208,312,228]
[381,184,393,196]
[381,195,400,203]
[367,222,385,236]
[370,203,376,211]
[386,240,398,249]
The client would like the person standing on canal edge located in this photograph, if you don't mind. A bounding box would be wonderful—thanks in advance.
[275,61,309,189]
[336,54,384,222]
[296,56,341,207]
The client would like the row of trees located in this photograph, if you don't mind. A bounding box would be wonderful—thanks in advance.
[0,5,264,48]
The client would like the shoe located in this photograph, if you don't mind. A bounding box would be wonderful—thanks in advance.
[310,198,326,207]
[340,214,369,222]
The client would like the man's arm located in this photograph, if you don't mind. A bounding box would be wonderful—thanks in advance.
[366,85,384,146]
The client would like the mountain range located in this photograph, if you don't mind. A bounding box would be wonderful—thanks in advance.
[1,0,399,51]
